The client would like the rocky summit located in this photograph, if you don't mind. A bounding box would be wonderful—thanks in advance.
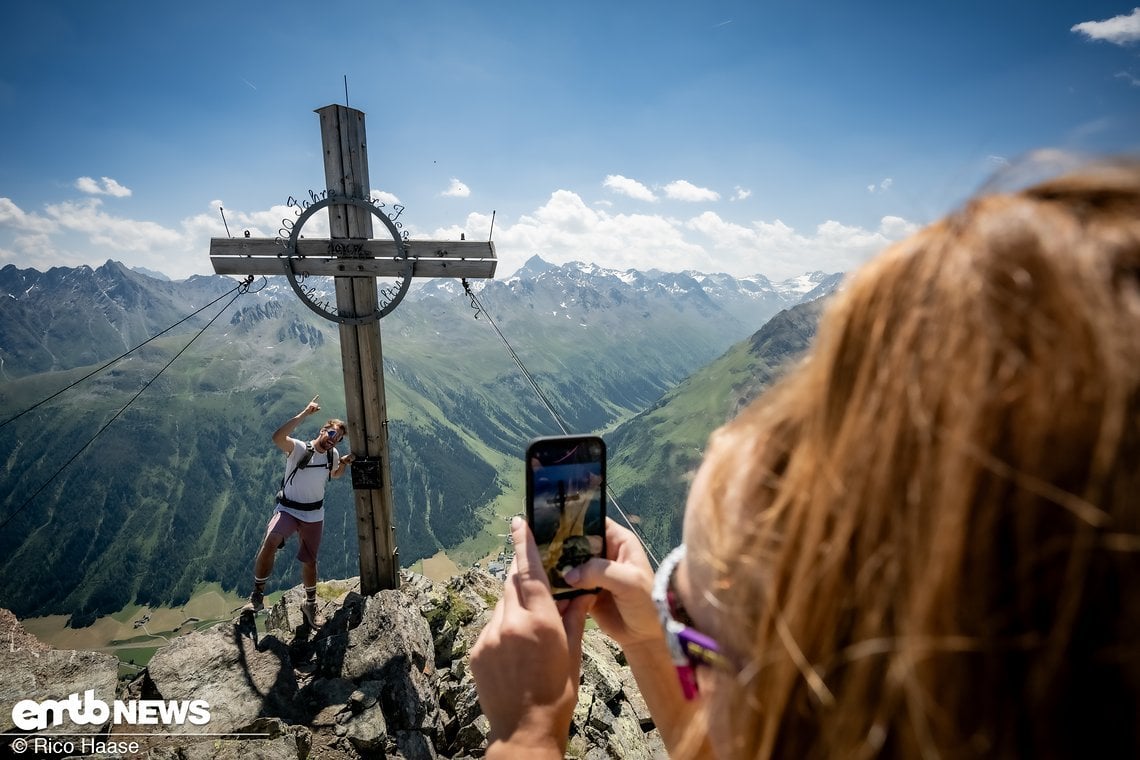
[0,571,663,759]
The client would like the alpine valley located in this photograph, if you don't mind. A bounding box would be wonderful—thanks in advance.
[0,256,836,626]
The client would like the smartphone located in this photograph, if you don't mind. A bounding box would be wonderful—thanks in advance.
[525,435,607,598]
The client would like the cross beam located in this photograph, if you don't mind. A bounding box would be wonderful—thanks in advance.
[209,104,496,594]
[210,238,496,278]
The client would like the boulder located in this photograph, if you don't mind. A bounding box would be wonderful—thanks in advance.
[0,613,119,736]
[146,618,298,733]
[0,647,119,734]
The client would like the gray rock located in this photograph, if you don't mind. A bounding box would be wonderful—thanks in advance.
[341,699,388,753]
[619,665,653,727]
[443,675,481,726]
[296,676,355,728]
[396,729,439,760]
[144,718,311,759]
[453,713,490,753]
[606,700,654,760]
[0,648,119,734]
[329,592,437,732]
[588,699,618,734]
[146,620,297,733]
[581,632,626,705]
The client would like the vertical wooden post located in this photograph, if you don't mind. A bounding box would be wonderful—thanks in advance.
[316,105,399,592]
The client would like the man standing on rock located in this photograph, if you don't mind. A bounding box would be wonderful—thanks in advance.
[243,395,354,627]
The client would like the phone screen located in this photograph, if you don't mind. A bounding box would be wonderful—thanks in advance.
[525,435,607,597]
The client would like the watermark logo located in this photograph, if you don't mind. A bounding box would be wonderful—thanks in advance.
[10,689,210,730]
[10,736,142,755]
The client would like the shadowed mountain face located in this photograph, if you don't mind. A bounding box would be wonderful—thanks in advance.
[0,261,236,380]
[0,258,836,626]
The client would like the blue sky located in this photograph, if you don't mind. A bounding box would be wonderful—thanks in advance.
[0,1,1137,282]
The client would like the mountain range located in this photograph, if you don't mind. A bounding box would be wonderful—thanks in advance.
[0,256,837,625]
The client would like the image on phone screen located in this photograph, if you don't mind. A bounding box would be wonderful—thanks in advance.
[526,436,606,597]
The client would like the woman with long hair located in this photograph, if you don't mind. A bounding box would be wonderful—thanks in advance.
[471,159,1140,759]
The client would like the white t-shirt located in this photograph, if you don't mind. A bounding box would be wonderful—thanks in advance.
[276,436,339,523]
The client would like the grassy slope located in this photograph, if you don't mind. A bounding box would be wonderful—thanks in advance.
[609,300,826,556]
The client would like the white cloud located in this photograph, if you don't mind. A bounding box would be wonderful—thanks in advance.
[0,196,188,272]
[685,210,917,278]
[206,201,332,241]
[1072,8,1140,45]
[0,197,55,234]
[74,177,101,195]
[603,174,657,202]
[867,177,894,194]
[664,180,720,202]
[437,189,708,277]
[1116,70,1140,86]
[75,176,132,197]
[441,178,470,198]
[45,198,180,252]
[0,232,69,268]
[427,188,920,281]
[879,215,920,239]
[732,186,752,201]
[371,190,402,206]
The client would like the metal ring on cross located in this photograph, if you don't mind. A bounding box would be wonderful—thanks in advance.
[281,195,413,325]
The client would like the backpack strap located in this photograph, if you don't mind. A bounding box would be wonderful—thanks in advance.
[283,442,317,488]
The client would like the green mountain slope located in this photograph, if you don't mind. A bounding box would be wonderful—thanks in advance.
[608,297,829,555]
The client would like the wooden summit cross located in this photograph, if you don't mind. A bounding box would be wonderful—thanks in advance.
[210,104,496,594]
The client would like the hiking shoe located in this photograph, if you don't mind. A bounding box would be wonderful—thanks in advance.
[301,600,322,628]
[242,591,264,613]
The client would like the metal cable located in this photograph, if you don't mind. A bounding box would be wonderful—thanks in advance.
[1,278,256,430]
[0,277,256,531]
[460,280,662,567]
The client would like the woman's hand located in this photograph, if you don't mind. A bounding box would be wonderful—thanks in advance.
[565,519,706,755]
[470,517,593,759]
[563,518,664,651]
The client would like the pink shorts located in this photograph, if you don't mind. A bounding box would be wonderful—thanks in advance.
[266,511,324,564]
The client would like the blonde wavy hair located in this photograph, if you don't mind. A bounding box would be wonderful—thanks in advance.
[692,160,1140,758]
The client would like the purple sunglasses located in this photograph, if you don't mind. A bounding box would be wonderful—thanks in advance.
[652,544,731,699]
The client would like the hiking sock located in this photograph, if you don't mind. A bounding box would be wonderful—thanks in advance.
[242,576,270,613]
[302,585,319,625]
